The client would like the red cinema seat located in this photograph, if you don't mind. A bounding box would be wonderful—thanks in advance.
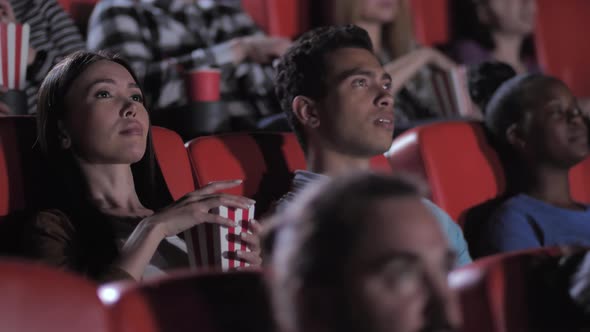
[0,260,112,332]
[0,116,43,217]
[450,247,569,332]
[151,126,196,200]
[186,132,305,218]
[569,157,590,204]
[241,0,308,38]
[99,270,273,332]
[535,0,590,97]
[186,132,392,218]
[387,121,505,225]
[409,0,450,46]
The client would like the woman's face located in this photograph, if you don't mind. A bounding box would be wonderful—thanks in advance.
[482,0,536,36]
[358,0,400,24]
[61,60,149,165]
[517,82,589,168]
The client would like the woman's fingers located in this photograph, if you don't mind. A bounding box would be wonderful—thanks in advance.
[195,195,254,211]
[235,250,262,266]
[196,179,243,195]
[240,232,260,252]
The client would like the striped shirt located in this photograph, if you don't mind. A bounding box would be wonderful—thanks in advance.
[11,0,85,114]
[87,0,277,117]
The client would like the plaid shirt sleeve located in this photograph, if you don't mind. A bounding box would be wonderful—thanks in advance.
[87,1,262,110]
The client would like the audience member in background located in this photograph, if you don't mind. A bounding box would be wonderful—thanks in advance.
[479,74,590,255]
[266,172,462,332]
[448,0,538,73]
[332,0,457,124]
[0,0,85,114]
[1,51,261,282]
[274,24,471,265]
[87,0,291,128]
[467,60,516,114]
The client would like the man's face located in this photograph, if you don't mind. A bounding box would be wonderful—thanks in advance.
[314,47,395,158]
[343,197,461,332]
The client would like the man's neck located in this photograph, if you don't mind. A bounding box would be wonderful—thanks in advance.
[527,164,578,209]
[306,145,372,176]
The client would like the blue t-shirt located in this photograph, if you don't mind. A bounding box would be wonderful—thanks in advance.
[277,170,472,266]
[481,194,590,255]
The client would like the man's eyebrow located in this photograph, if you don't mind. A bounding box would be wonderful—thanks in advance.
[335,67,376,83]
[382,72,392,82]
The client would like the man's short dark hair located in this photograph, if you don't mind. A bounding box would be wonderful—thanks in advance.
[265,172,425,332]
[274,24,374,152]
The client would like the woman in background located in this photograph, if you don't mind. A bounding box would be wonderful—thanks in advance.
[448,0,538,73]
[480,73,590,255]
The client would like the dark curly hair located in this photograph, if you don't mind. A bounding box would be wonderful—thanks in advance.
[468,61,517,113]
[274,24,373,152]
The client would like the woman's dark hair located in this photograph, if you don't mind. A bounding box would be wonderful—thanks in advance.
[468,61,517,113]
[35,50,171,278]
[450,0,536,60]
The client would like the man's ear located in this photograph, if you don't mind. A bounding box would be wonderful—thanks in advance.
[57,120,71,149]
[506,123,526,150]
[292,96,320,129]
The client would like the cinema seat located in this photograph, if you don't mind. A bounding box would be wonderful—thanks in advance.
[0,116,42,217]
[241,0,309,38]
[0,260,112,332]
[535,0,590,97]
[186,132,392,218]
[386,121,505,225]
[99,270,273,332]
[152,126,196,200]
[186,132,305,218]
[450,247,570,332]
[570,157,590,204]
[409,0,450,46]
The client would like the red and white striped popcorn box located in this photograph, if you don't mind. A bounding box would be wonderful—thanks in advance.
[0,22,30,90]
[431,66,480,119]
[184,205,255,270]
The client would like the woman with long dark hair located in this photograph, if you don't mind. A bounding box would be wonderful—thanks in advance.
[11,51,260,281]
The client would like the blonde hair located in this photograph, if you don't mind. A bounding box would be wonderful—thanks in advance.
[332,0,416,59]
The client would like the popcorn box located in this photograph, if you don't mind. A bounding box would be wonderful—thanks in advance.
[184,205,255,270]
[0,22,30,90]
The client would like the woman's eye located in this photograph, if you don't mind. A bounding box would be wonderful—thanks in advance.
[96,91,111,98]
[131,94,144,102]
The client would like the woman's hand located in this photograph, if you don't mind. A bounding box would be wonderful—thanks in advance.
[230,219,262,266]
[147,180,256,239]
[421,47,457,71]
[0,0,16,23]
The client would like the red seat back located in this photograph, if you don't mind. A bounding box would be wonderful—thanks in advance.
[387,121,505,225]
[241,0,308,38]
[535,0,590,97]
[100,270,273,332]
[0,116,43,217]
[186,132,305,217]
[569,157,590,204]
[450,247,568,332]
[0,260,112,332]
[152,126,195,200]
[409,0,450,46]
